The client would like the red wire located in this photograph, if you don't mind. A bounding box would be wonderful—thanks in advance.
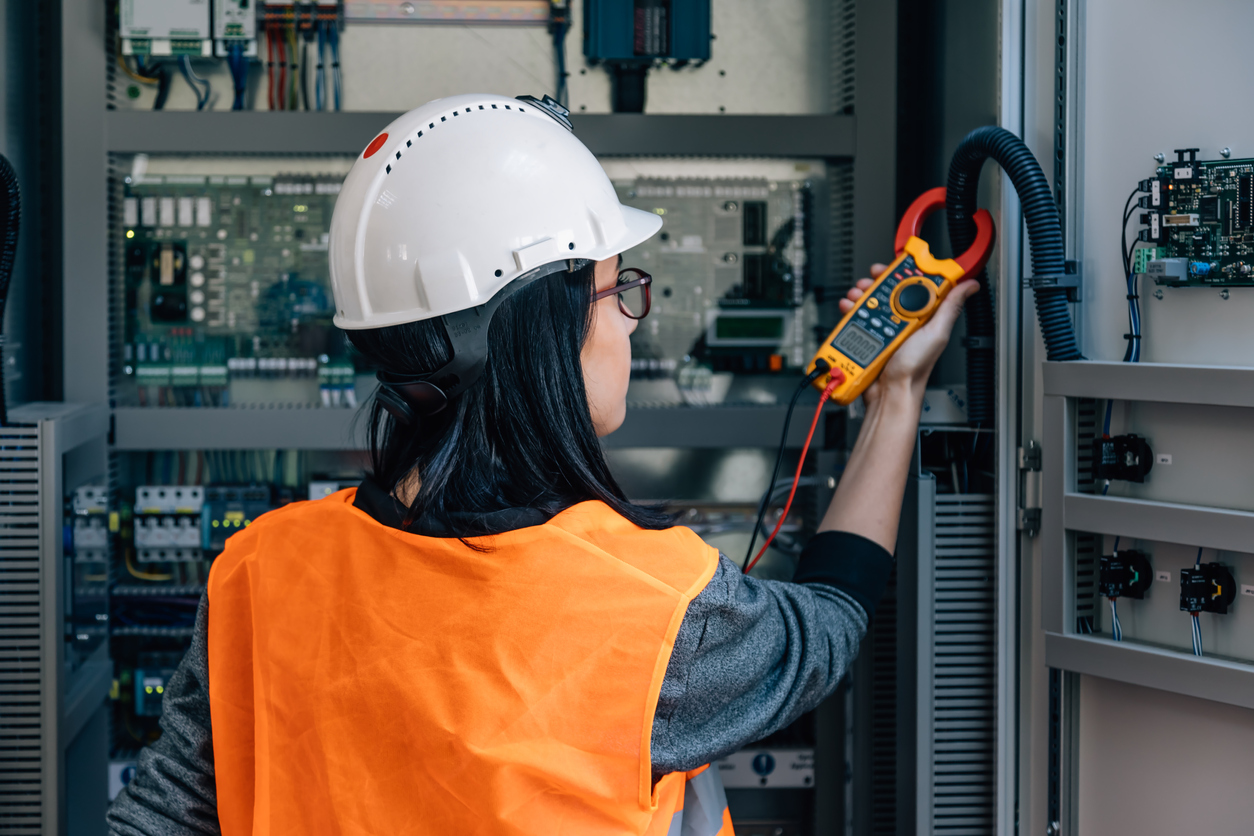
[274,32,284,112]
[266,25,275,110]
[744,370,845,575]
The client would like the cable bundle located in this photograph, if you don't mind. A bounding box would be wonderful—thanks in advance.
[1190,546,1204,657]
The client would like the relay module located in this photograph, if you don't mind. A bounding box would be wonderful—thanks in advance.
[608,163,824,405]
[116,162,361,408]
[1142,149,1254,286]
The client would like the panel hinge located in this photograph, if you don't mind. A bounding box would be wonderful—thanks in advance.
[1018,440,1042,537]
[1017,507,1042,537]
[1018,440,1042,472]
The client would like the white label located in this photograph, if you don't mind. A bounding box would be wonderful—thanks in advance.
[1174,166,1193,179]
[123,197,138,227]
[1150,212,1160,238]
[1156,570,1171,583]
[140,196,156,226]
[196,197,213,227]
[717,749,814,788]
[159,197,175,227]
[1156,453,1173,465]
[1151,179,1161,207]
[177,197,194,228]
[1242,585,1254,598]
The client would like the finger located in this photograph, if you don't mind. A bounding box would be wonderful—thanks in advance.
[870,263,889,278]
[856,278,874,290]
[927,280,981,335]
[845,286,866,303]
[839,299,853,313]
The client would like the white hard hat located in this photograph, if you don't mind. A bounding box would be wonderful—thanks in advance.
[329,93,662,330]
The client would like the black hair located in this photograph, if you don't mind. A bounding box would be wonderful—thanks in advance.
[346,261,673,537]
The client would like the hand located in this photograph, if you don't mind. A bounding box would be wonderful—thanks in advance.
[837,264,981,404]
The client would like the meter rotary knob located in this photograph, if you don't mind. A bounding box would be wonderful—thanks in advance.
[892,281,935,317]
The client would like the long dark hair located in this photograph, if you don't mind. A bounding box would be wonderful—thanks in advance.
[346,261,672,537]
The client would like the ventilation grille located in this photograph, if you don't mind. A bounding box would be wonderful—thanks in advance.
[830,0,856,114]
[828,161,854,291]
[869,566,898,836]
[930,494,996,836]
[1074,398,1098,633]
[0,424,45,834]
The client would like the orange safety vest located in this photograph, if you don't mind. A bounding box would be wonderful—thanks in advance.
[207,489,735,836]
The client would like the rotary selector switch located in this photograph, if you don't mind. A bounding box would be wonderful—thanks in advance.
[893,281,935,317]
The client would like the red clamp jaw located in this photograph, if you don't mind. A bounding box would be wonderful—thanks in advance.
[892,186,996,277]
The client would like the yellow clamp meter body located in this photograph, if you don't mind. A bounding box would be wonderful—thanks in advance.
[806,187,996,405]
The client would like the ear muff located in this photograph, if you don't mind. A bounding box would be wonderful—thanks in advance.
[371,260,574,423]
[375,374,450,424]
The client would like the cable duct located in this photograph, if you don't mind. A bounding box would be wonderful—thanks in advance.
[946,126,1084,425]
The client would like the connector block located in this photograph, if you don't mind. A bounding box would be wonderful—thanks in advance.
[1100,550,1153,600]
[1180,563,1236,614]
[1092,434,1154,483]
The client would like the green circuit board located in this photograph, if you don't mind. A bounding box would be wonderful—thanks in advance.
[118,172,359,407]
[1152,155,1254,286]
[614,177,817,376]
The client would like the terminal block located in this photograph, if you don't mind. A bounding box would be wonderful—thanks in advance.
[1092,434,1154,483]
[1180,563,1236,614]
[1099,550,1153,599]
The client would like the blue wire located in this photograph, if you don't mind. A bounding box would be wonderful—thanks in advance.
[228,43,246,110]
[315,23,326,111]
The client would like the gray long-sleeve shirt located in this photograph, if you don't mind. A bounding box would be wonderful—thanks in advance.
[107,487,893,835]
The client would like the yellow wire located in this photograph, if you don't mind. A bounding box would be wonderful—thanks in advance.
[125,550,172,581]
[117,53,160,85]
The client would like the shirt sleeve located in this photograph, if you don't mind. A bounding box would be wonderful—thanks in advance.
[650,531,894,774]
[107,593,221,836]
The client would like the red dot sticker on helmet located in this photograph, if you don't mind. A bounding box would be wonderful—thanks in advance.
[363,132,389,159]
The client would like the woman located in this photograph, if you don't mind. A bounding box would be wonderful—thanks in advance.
[107,94,977,836]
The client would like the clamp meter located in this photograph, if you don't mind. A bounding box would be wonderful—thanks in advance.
[807,187,996,404]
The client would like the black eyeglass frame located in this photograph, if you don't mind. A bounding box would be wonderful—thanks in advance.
[592,267,653,320]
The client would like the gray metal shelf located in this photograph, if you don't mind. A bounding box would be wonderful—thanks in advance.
[112,403,836,451]
[1045,632,1254,711]
[103,111,856,157]
[1043,360,1254,408]
[1064,493,1254,555]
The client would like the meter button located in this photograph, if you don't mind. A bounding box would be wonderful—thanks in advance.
[895,283,933,314]
[870,317,883,328]
[883,327,895,337]
[866,297,879,309]
[856,308,869,319]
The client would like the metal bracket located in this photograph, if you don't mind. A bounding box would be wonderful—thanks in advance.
[1019,440,1042,471]
[1024,260,1082,303]
[1018,507,1042,537]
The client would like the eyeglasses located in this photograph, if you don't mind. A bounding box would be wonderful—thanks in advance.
[592,267,652,320]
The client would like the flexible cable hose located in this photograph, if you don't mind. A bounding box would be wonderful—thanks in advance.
[946,126,1085,425]
[0,154,19,426]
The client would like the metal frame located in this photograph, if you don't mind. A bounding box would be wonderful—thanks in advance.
[104,111,857,157]
[1,402,110,834]
[1040,362,1254,710]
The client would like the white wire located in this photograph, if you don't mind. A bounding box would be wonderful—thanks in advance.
[1109,598,1122,642]
[1192,614,1203,657]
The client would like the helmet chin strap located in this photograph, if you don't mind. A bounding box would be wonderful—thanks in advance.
[375,259,585,423]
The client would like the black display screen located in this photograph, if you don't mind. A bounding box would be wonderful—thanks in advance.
[832,322,883,366]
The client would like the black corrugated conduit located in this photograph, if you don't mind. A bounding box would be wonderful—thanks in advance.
[946,126,1084,425]
[0,154,19,426]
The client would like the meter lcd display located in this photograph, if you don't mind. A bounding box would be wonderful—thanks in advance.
[831,322,883,366]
